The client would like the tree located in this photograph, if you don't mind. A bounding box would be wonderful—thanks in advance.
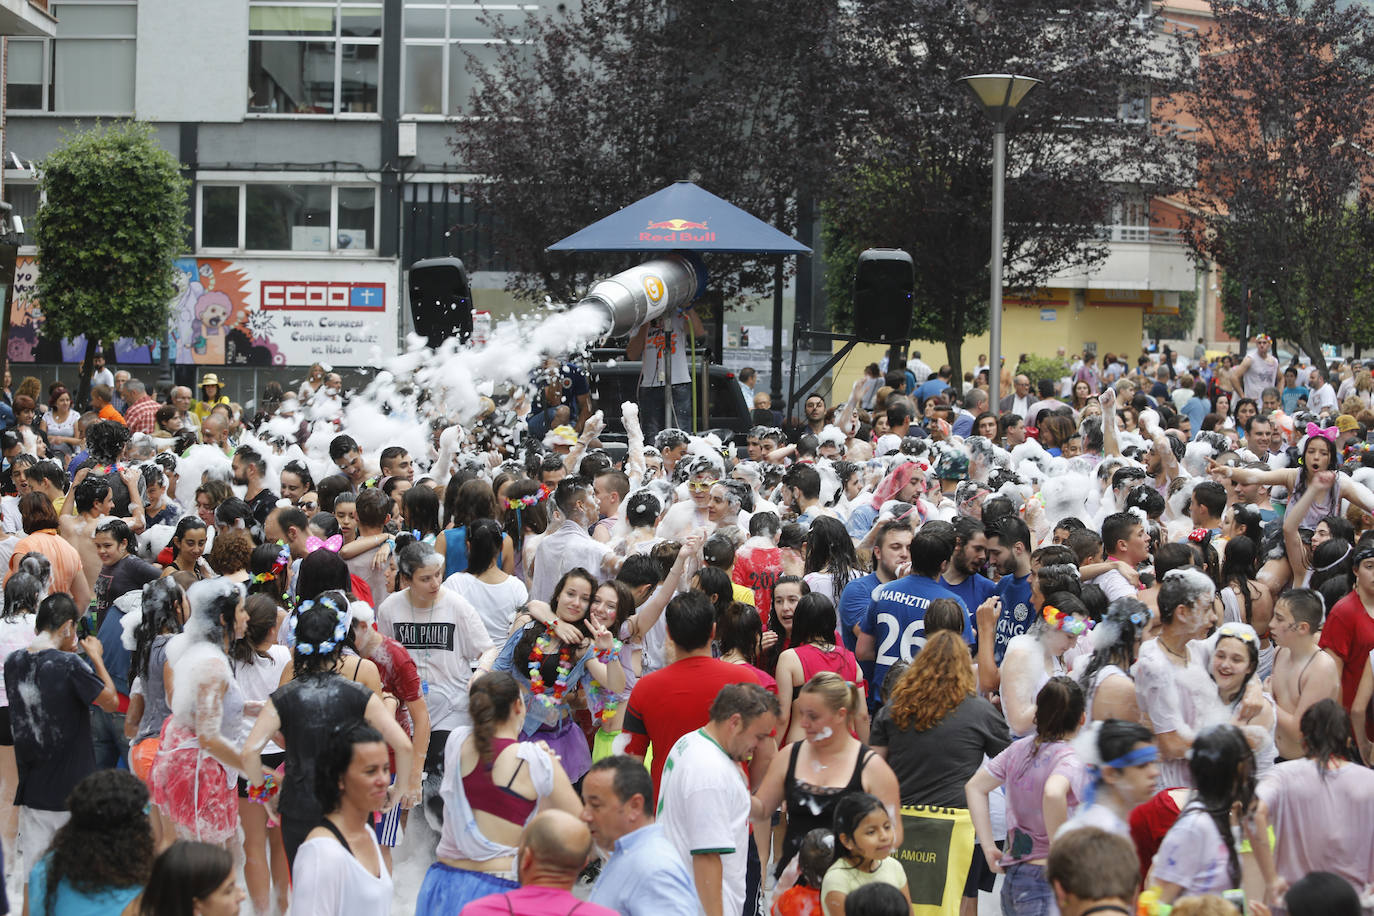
[823,0,1192,381]
[452,0,844,307]
[32,122,188,397]
[1178,0,1374,375]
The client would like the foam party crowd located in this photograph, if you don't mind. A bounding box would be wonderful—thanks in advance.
[3,327,1374,916]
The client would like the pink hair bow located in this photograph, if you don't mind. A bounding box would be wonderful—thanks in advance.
[1306,422,1337,443]
[306,534,344,554]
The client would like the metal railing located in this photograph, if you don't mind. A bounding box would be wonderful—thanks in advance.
[1100,224,1184,243]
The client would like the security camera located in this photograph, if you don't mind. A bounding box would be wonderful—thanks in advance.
[12,216,23,236]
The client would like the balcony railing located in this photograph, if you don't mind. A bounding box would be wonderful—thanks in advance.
[1099,224,1184,243]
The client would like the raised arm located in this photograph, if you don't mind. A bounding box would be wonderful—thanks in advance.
[623,532,701,640]
[1099,388,1122,458]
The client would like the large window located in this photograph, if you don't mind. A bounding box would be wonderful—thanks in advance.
[402,2,537,116]
[199,183,378,254]
[8,0,137,114]
[249,2,382,115]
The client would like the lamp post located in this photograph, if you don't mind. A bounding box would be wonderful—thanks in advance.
[960,74,1040,413]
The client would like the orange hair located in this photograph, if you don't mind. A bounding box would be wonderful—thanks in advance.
[887,629,975,731]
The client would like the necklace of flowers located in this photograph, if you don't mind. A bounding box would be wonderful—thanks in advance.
[586,638,625,726]
[528,629,574,700]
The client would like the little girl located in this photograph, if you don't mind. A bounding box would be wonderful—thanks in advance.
[821,793,909,916]
[773,828,832,916]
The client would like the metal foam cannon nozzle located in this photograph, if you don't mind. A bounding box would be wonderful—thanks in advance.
[578,253,708,338]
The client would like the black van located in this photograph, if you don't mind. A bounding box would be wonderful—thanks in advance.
[584,359,753,442]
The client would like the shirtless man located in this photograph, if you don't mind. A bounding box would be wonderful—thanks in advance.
[61,476,117,592]
[1268,589,1340,760]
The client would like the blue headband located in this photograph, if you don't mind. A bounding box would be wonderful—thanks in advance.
[1103,745,1159,769]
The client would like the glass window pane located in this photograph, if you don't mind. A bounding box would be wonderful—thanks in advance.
[249,40,337,114]
[340,42,379,112]
[336,187,375,250]
[250,5,336,36]
[53,2,137,36]
[53,39,134,112]
[7,41,43,110]
[404,43,443,114]
[245,184,331,251]
[340,6,382,38]
[451,8,530,40]
[450,42,525,115]
[405,7,445,38]
[201,187,240,248]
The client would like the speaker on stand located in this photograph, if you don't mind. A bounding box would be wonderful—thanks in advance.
[408,257,473,348]
[853,249,915,341]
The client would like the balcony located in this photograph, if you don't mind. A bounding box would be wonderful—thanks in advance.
[1049,223,1195,293]
[0,0,55,36]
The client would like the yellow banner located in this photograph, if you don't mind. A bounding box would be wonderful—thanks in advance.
[895,805,976,916]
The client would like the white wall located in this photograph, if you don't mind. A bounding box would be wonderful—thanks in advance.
[135,0,247,122]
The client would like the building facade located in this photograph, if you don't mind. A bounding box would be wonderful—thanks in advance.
[3,0,538,395]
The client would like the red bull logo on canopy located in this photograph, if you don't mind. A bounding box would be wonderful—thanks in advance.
[640,217,715,242]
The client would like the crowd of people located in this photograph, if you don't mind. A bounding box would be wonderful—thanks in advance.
[1,331,1374,916]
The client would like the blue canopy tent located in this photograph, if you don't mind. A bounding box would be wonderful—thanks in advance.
[547,180,810,431]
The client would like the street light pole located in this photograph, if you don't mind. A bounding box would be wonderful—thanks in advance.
[989,122,1007,413]
[959,73,1041,415]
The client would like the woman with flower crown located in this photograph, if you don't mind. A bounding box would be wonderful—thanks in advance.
[244,590,417,870]
[489,567,625,783]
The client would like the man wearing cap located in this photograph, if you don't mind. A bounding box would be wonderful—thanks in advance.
[1336,415,1362,454]
[1233,335,1279,401]
[193,373,230,422]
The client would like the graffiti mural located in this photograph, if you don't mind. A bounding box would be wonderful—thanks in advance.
[8,256,398,367]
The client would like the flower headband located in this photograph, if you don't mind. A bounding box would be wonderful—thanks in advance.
[294,595,349,656]
[249,571,275,585]
[1042,604,1093,636]
[507,484,552,511]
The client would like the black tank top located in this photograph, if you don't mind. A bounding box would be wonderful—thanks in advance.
[779,741,871,873]
[272,674,371,823]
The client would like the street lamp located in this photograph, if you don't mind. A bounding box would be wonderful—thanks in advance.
[960,73,1040,413]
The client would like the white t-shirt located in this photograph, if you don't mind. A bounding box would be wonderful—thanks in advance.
[292,832,393,916]
[233,644,291,754]
[376,588,494,731]
[638,314,691,389]
[657,729,750,916]
[442,571,528,646]
[1133,639,1217,789]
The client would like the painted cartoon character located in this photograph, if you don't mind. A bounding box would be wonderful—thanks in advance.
[193,291,235,364]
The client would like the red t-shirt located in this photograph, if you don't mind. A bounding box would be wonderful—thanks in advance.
[624,655,761,800]
[369,635,423,735]
[733,544,782,626]
[1129,788,1183,880]
[1318,591,1374,737]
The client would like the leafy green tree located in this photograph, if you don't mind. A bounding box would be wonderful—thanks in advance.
[1179,0,1374,375]
[32,122,188,396]
[1143,289,1198,343]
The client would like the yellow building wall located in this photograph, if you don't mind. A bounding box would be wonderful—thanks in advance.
[830,292,1145,400]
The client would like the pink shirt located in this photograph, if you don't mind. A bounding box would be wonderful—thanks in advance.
[1258,759,1374,892]
[985,736,1087,866]
[459,886,619,916]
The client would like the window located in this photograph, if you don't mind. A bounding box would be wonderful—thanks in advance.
[198,183,378,254]
[402,181,511,270]
[402,2,538,115]
[249,2,381,115]
[8,1,137,114]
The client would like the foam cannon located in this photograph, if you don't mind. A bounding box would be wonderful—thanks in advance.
[578,253,708,338]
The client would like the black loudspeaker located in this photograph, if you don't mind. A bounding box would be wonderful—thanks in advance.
[853,248,915,341]
[408,257,473,348]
